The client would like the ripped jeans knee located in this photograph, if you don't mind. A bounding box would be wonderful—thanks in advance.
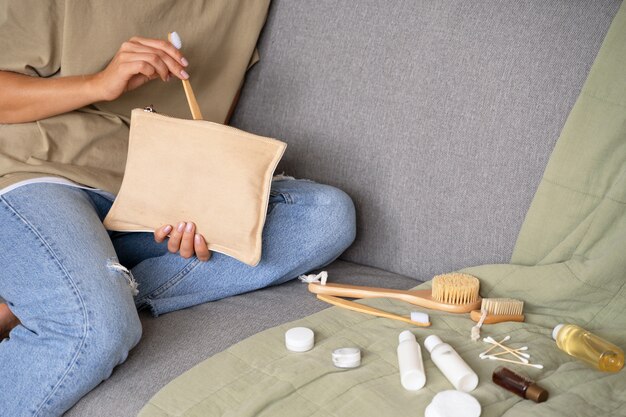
[106,258,139,296]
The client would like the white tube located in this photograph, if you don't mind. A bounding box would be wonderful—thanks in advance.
[424,335,478,392]
[397,330,426,391]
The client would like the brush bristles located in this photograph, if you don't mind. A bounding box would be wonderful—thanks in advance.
[431,273,480,305]
[481,298,524,316]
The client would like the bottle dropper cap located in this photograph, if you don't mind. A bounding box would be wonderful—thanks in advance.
[552,324,564,341]
[526,383,549,403]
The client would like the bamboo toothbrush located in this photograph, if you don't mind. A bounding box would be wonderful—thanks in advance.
[316,294,431,327]
[470,298,525,324]
[308,273,481,314]
[168,32,203,120]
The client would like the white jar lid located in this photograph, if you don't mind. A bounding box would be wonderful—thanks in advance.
[285,327,314,352]
[332,347,361,368]
[425,390,481,417]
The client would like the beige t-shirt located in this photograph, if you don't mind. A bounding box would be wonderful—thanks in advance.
[0,0,269,194]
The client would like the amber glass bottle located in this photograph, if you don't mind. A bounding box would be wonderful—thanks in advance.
[492,366,548,403]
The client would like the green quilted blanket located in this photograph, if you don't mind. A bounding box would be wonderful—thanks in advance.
[139,4,626,416]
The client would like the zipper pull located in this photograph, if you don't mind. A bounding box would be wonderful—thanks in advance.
[143,105,157,113]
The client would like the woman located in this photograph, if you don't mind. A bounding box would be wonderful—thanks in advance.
[0,2,356,415]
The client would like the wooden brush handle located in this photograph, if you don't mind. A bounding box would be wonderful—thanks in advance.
[309,282,422,301]
[316,294,431,327]
[470,310,525,324]
[182,79,203,120]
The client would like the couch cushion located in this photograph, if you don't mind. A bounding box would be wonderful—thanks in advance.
[231,0,621,279]
[64,260,418,417]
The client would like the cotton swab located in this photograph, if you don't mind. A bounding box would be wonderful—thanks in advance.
[481,347,530,359]
[484,355,543,369]
[480,335,510,357]
[484,336,529,363]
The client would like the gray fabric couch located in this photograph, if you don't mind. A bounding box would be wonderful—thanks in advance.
[66,1,622,415]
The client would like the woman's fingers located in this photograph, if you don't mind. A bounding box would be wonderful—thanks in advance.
[154,224,173,243]
[122,52,171,81]
[95,36,191,101]
[120,43,188,80]
[128,36,187,67]
[119,61,158,86]
[194,234,211,262]
[120,60,156,78]
[162,222,210,261]
[179,222,196,258]
[167,222,186,253]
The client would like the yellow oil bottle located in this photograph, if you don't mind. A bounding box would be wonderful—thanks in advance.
[552,324,624,372]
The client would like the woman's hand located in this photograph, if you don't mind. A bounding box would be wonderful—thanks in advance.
[0,36,190,124]
[93,36,189,102]
[154,222,211,262]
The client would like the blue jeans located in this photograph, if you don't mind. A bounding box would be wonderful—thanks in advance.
[0,179,355,416]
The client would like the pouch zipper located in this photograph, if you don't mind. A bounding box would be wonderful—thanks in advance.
[140,105,270,138]
[143,105,175,119]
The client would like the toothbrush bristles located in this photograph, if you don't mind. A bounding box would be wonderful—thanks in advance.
[481,298,524,316]
[169,31,182,49]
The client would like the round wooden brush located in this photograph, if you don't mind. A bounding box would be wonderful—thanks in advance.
[431,273,480,305]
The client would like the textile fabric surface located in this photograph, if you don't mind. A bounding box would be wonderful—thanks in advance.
[231,0,622,279]
[139,3,626,416]
[0,179,355,416]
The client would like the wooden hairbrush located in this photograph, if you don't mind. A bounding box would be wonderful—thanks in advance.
[308,273,481,314]
[470,298,525,324]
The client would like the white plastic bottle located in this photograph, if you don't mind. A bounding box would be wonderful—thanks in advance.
[424,335,478,392]
[397,330,426,391]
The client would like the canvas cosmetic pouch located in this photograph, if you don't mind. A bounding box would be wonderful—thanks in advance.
[103,108,286,266]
